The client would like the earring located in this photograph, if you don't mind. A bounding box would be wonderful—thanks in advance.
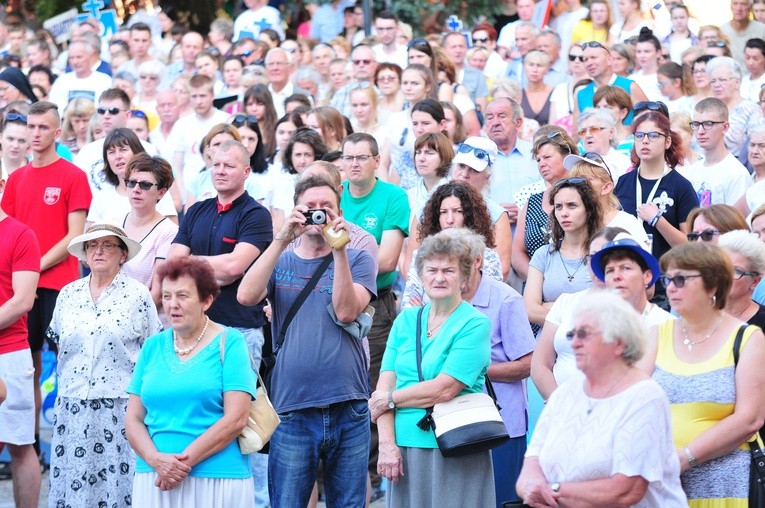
[710,294,717,307]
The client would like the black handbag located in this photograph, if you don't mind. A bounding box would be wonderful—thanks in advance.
[414,307,510,458]
[733,325,765,508]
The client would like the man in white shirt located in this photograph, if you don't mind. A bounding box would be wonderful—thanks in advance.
[150,89,180,160]
[497,0,537,55]
[742,37,765,103]
[266,47,310,117]
[170,74,229,200]
[549,0,589,59]
[48,40,112,111]
[722,0,765,67]
[233,0,284,41]
[686,97,751,206]
[371,11,407,69]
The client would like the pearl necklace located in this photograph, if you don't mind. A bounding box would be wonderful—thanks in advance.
[681,314,723,351]
[174,316,209,356]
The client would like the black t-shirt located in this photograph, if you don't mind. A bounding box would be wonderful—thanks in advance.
[748,303,765,331]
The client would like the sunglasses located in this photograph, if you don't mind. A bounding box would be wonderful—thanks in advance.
[5,112,26,123]
[352,59,373,65]
[472,37,490,44]
[376,75,397,83]
[407,38,429,50]
[97,107,123,115]
[582,41,608,50]
[581,151,613,181]
[553,177,588,188]
[233,114,259,124]
[457,143,492,165]
[124,178,159,190]
[568,54,584,62]
[734,268,759,280]
[237,50,255,58]
[634,100,669,118]
[658,273,702,288]
[577,126,604,137]
[535,130,572,154]
[129,109,147,119]
[686,229,720,242]
[707,41,727,48]
[565,327,599,341]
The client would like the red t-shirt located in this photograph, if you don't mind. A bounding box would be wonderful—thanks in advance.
[1,158,91,290]
[0,216,41,354]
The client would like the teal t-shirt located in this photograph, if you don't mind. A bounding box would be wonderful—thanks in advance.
[341,178,410,289]
[381,302,491,448]
[126,328,258,478]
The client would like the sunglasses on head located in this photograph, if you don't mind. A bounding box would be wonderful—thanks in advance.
[124,178,159,191]
[553,177,588,188]
[634,100,670,118]
[658,273,702,288]
[407,38,429,50]
[686,229,720,242]
[5,112,26,123]
[129,109,147,119]
[97,107,122,115]
[582,41,607,51]
[233,114,258,124]
[568,54,584,62]
[535,131,572,154]
[582,151,613,181]
[457,143,492,165]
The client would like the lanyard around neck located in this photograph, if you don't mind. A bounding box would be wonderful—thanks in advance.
[635,165,670,207]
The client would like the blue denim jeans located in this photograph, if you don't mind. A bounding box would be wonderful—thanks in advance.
[268,400,370,508]
[234,327,269,508]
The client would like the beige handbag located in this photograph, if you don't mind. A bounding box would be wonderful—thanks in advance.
[220,331,281,454]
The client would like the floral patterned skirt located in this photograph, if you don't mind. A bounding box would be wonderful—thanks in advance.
[49,396,135,508]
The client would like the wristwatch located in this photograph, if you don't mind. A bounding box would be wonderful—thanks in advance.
[550,482,561,493]
[387,391,396,410]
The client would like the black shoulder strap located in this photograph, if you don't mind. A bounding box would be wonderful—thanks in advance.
[275,254,333,352]
[733,324,748,367]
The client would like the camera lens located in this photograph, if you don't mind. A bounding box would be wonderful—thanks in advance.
[311,210,326,224]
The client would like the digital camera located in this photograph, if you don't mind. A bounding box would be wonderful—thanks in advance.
[303,209,327,225]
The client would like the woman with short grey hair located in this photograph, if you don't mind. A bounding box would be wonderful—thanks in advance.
[719,229,765,328]
[577,107,632,177]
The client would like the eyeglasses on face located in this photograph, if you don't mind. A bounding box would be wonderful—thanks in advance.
[658,273,702,288]
[686,229,720,242]
[129,109,147,119]
[707,41,727,48]
[5,112,26,123]
[734,268,759,280]
[238,50,255,58]
[376,75,397,83]
[577,126,604,137]
[352,59,373,65]
[234,114,259,124]
[85,241,121,252]
[457,143,492,165]
[125,178,159,190]
[635,131,667,141]
[568,54,584,62]
[689,120,725,131]
[139,74,159,80]
[97,107,123,115]
[341,154,374,163]
[565,327,600,341]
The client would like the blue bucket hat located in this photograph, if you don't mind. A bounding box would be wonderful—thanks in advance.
[590,234,661,288]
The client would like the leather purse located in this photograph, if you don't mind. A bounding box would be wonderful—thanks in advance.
[413,307,510,458]
[220,331,281,455]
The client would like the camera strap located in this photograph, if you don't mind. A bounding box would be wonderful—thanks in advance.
[274,253,333,352]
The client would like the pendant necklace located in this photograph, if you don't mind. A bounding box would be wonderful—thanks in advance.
[559,250,585,282]
[174,316,210,355]
[681,314,723,351]
[586,369,630,415]
[427,303,460,338]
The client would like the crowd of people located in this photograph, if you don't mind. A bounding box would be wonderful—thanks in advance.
[1,0,765,506]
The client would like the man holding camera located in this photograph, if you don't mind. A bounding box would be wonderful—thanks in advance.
[238,175,377,507]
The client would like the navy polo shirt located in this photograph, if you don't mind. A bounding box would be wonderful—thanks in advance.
[174,191,272,328]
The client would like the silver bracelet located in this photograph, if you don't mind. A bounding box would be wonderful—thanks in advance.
[683,446,697,467]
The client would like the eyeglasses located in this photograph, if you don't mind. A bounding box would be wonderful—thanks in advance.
[266,61,288,68]
[634,100,669,118]
[582,41,607,51]
[233,114,258,124]
[5,112,26,123]
[568,54,584,62]
[686,229,720,242]
[407,38,429,49]
[658,273,702,288]
[577,126,604,137]
[129,109,147,119]
[657,80,671,89]
[125,178,159,190]
[457,143,493,165]
[139,74,159,80]
[689,120,726,130]
[282,46,298,54]
[341,154,374,163]
[553,177,588,188]
[352,59,373,65]
[237,50,255,58]
[535,130,572,154]
[85,241,121,252]
[581,151,613,181]
[472,37,490,44]
[707,41,727,48]
[565,327,600,341]
[376,74,397,83]
[734,268,759,280]
[97,107,123,115]
[692,67,707,75]
[709,77,733,86]
[635,131,667,141]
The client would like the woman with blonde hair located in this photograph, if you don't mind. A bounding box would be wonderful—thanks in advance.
[671,112,700,171]
[349,87,384,146]
[441,102,467,148]
[61,98,95,154]
[521,50,554,126]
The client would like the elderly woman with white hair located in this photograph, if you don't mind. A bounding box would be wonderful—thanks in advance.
[517,291,688,507]
[576,108,633,180]
[707,56,765,164]
[719,230,765,329]
[135,60,164,116]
